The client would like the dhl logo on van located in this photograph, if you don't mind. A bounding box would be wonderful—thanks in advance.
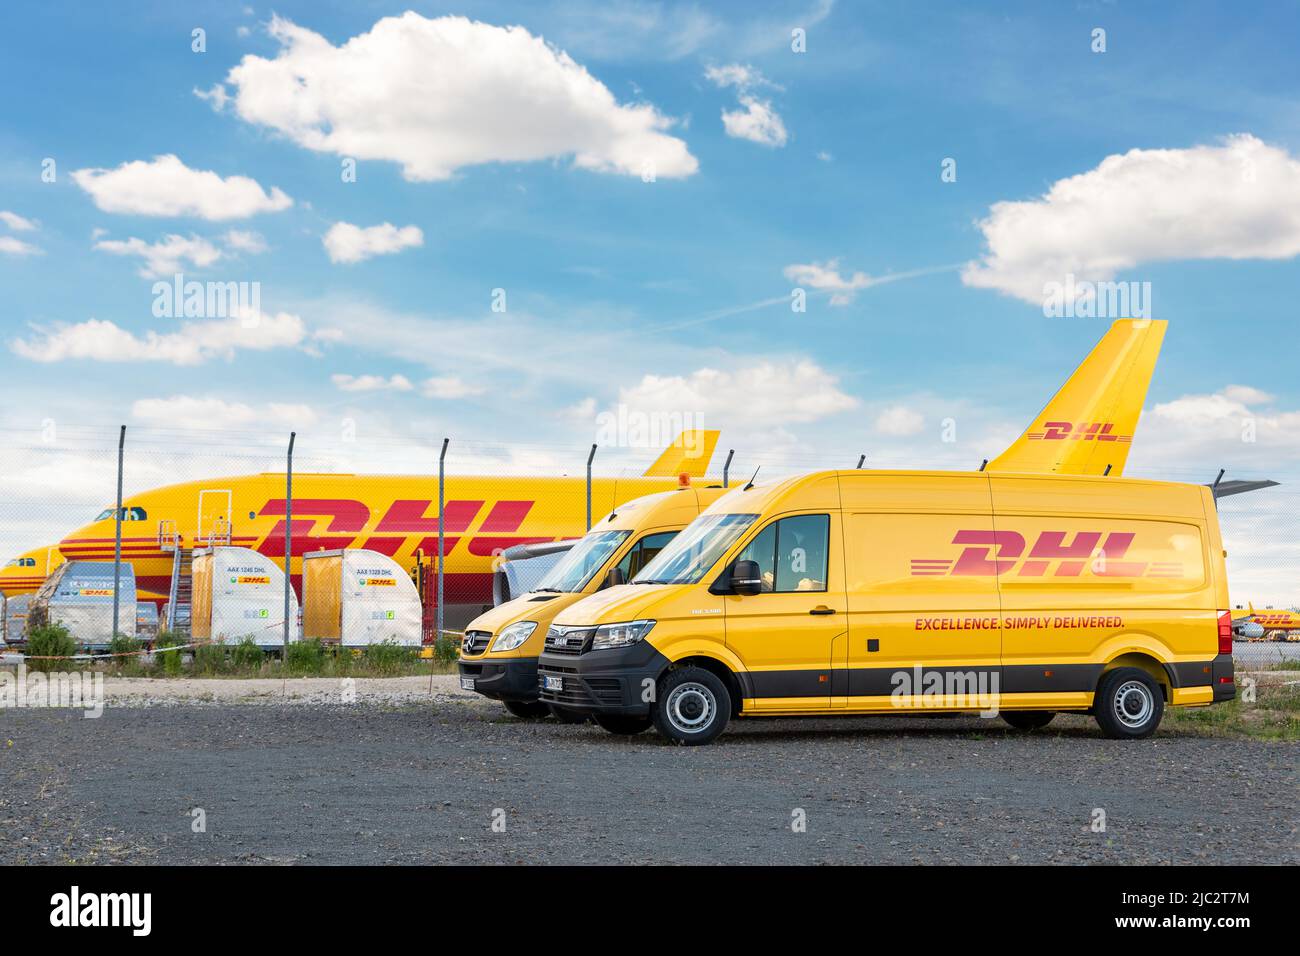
[252,498,548,557]
[1026,421,1132,443]
[911,530,1182,578]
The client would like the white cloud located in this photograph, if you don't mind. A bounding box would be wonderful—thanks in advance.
[963,134,1300,304]
[219,13,698,181]
[331,373,414,392]
[132,395,316,430]
[422,376,486,399]
[223,229,268,254]
[0,211,37,231]
[875,405,925,436]
[561,397,598,421]
[323,222,423,264]
[816,150,833,162]
[93,234,224,278]
[71,154,292,220]
[783,259,872,305]
[617,360,856,425]
[193,84,230,111]
[0,236,41,257]
[11,311,308,366]
[706,63,787,147]
[721,97,788,147]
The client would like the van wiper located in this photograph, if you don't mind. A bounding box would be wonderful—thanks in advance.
[633,578,671,585]
[534,587,562,593]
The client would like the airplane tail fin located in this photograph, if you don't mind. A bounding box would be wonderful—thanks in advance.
[643,430,721,478]
[987,319,1167,477]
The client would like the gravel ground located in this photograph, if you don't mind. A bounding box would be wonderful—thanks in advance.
[1,679,1296,865]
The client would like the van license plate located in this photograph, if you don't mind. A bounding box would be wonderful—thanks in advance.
[544,675,563,692]
[459,677,475,691]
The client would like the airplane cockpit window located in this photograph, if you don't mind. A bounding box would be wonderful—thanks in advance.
[95,507,148,521]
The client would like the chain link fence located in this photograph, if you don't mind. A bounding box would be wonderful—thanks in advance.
[0,424,1295,673]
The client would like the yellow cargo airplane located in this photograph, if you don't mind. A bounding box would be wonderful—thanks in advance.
[57,432,722,611]
[1232,604,1300,641]
[0,544,64,596]
[52,318,1180,615]
[988,318,1166,477]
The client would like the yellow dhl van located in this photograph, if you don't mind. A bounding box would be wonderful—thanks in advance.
[458,484,728,721]
[537,469,1236,744]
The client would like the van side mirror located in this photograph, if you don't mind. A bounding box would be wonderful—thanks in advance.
[731,559,763,596]
[603,566,626,589]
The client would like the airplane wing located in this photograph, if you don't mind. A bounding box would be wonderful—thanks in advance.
[987,319,1166,477]
[643,429,720,478]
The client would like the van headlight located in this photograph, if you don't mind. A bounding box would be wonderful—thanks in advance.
[591,620,655,650]
[492,621,537,652]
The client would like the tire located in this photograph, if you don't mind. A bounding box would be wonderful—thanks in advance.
[1093,667,1164,739]
[594,713,653,735]
[652,666,731,746]
[503,699,550,720]
[547,704,589,724]
[1000,710,1055,731]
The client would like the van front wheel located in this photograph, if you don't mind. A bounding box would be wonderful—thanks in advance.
[1094,667,1164,739]
[1001,710,1054,731]
[652,667,731,746]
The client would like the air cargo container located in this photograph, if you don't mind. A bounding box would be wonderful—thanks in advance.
[301,548,422,647]
[26,561,136,648]
[190,546,298,648]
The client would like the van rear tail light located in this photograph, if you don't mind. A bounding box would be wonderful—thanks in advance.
[1217,611,1233,655]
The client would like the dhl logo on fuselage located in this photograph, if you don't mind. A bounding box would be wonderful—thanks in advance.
[1248,613,1300,627]
[911,530,1183,579]
[1025,421,1133,443]
[251,497,546,558]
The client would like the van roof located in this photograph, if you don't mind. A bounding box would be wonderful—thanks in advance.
[702,469,1210,521]
[599,485,730,532]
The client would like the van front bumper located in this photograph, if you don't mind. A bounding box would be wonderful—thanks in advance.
[536,641,671,715]
[457,657,539,702]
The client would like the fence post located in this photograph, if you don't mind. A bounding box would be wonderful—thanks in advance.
[586,444,597,530]
[722,448,734,488]
[437,438,448,646]
[111,425,125,642]
[283,431,295,651]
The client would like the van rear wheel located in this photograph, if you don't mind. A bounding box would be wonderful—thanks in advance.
[594,713,653,735]
[1001,710,1054,731]
[1094,667,1164,739]
[652,666,731,746]
[503,699,550,719]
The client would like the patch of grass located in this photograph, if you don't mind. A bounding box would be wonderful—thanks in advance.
[230,637,265,672]
[432,632,460,663]
[1165,684,1300,741]
[364,639,418,675]
[284,638,326,675]
[1270,659,1300,671]
[192,640,229,675]
[155,632,184,675]
[26,624,79,671]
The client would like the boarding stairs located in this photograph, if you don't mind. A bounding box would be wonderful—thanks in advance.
[158,520,193,637]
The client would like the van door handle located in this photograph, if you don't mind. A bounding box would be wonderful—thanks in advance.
[809,606,836,615]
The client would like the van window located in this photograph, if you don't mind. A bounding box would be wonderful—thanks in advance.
[535,530,631,593]
[634,513,758,585]
[616,531,678,580]
[739,514,830,592]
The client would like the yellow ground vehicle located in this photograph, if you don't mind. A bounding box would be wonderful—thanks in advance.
[538,469,1235,744]
[458,484,728,722]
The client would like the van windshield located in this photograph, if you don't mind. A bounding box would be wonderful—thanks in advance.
[632,513,758,585]
[534,530,631,593]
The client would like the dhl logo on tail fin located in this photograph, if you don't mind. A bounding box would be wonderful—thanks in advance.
[988,319,1166,478]
[643,430,721,478]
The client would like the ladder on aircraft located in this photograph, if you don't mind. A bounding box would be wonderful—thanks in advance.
[166,548,194,636]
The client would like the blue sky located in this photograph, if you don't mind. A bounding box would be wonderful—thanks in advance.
[1,1,1299,596]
